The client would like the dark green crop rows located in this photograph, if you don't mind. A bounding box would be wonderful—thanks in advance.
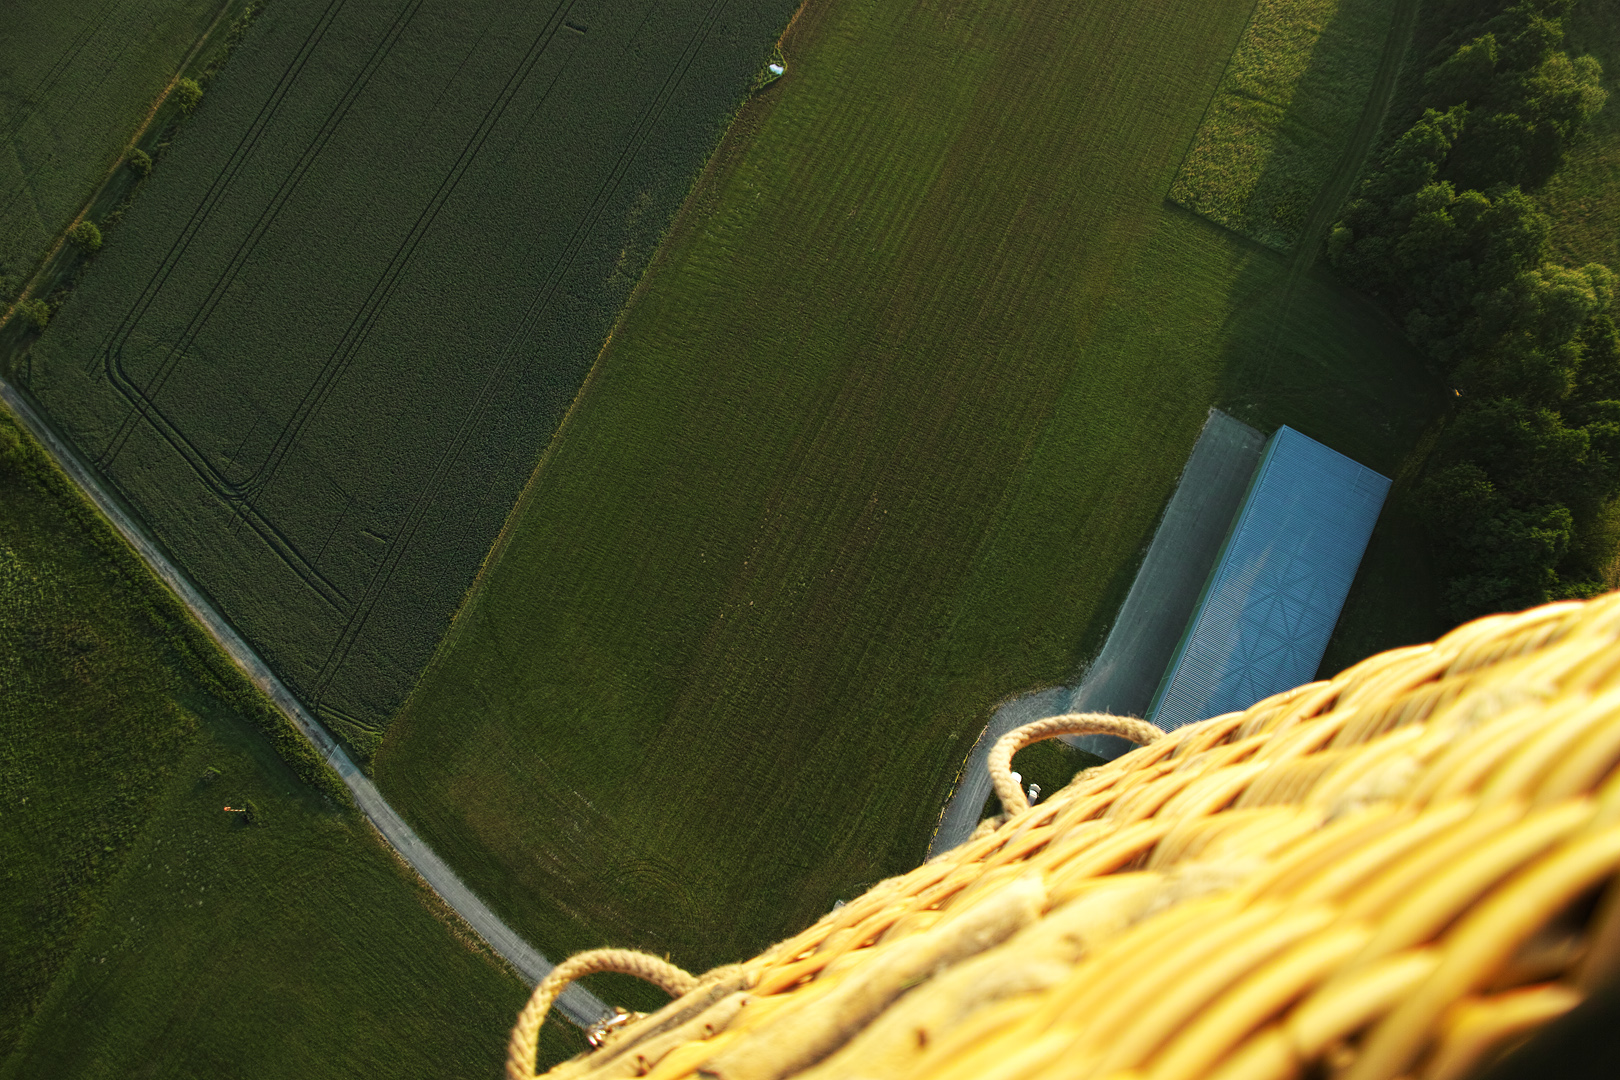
[18,0,799,756]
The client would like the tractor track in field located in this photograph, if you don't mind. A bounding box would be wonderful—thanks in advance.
[310,0,736,703]
[1288,0,1418,281]
[0,375,611,1031]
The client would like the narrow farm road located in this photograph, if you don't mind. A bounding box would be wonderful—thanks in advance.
[1253,0,1419,415]
[0,377,611,1029]
[1290,0,1420,279]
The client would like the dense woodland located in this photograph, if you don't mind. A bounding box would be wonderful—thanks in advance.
[1330,0,1613,621]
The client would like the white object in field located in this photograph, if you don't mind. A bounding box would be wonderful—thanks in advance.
[768,62,785,76]
[1009,771,1021,785]
[1027,783,1041,804]
[832,899,845,911]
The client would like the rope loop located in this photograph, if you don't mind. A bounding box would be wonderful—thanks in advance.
[988,712,1164,816]
[506,948,698,1080]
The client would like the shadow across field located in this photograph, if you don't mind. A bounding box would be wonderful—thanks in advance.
[1206,0,1446,671]
[1171,0,1405,250]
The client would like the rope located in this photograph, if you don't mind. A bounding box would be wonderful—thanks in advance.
[503,592,1620,1080]
[506,948,699,1080]
[988,712,1165,816]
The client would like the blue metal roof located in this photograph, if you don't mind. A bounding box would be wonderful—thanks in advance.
[1147,426,1390,732]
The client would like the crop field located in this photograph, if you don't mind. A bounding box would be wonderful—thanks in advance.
[1168,0,1398,250]
[376,0,1447,1003]
[0,0,235,304]
[0,411,579,1076]
[18,0,800,756]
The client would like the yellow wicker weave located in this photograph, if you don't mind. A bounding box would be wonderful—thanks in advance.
[508,593,1620,1080]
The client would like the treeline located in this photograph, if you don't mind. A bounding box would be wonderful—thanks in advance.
[1328,0,1611,621]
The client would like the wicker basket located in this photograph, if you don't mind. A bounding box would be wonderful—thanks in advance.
[508,593,1620,1080]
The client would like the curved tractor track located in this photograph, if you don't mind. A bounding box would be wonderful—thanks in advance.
[0,376,611,1030]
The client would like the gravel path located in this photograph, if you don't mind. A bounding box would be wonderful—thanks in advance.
[1,378,611,1028]
[926,687,1068,859]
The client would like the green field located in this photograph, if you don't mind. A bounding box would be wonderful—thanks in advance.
[0,410,574,1076]
[1170,0,1399,249]
[376,0,1446,998]
[1543,0,1620,276]
[0,0,235,305]
[17,0,799,756]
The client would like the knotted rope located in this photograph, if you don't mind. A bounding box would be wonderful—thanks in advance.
[506,948,698,1080]
[988,712,1165,815]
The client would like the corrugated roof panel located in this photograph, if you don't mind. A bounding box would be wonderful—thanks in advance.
[1148,426,1390,732]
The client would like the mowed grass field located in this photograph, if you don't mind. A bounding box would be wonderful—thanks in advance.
[377,0,1446,998]
[19,0,799,755]
[1170,0,1398,249]
[0,0,234,303]
[0,412,564,1076]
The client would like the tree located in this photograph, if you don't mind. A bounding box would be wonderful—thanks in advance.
[1444,45,1604,189]
[174,77,203,113]
[1329,106,1468,294]
[1380,185,1551,367]
[1334,0,1614,623]
[1570,315,1620,413]
[1420,458,1578,618]
[67,220,102,251]
[1457,262,1615,401]
[18,298,49,328]
[126,147,152,177]
[1423,33,1498,108]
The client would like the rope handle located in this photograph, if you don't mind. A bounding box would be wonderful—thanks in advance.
[506,948,699,1080]
[989,712,1165,817]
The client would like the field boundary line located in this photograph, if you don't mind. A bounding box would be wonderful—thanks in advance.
[400,0,800,681]
[1161,0,1265,200]
[311,0,735,702]
[0,375,611,1030]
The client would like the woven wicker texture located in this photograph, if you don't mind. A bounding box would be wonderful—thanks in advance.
[510,593,1620,1080]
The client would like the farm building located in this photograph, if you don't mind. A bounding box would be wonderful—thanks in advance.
[1147,425,1390,731]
